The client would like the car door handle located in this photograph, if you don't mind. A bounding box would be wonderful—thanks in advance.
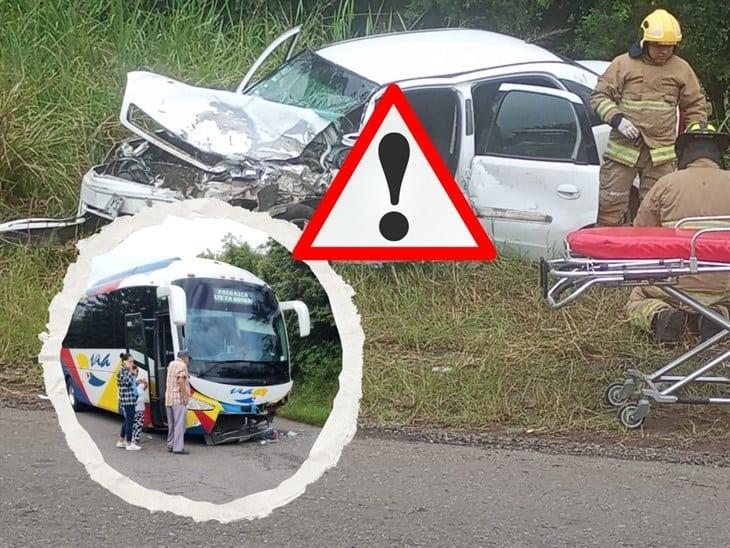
[556,184,580,200]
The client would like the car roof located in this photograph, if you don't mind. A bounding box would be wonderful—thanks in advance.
[315,28,563,85]
[574,59,610,76]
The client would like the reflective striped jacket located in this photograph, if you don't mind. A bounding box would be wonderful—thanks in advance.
[634,158,730,292]
[590,52,707,167]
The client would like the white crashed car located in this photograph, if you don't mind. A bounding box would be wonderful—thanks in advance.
[2,27,614,259]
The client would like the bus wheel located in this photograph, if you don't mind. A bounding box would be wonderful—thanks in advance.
[66,377,88,411]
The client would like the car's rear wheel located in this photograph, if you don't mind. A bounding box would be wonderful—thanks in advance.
[272,203,314,230]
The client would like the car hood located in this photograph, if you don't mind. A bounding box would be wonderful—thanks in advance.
[120,71,334,165]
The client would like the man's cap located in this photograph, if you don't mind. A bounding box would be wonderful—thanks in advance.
[177,348,191,358]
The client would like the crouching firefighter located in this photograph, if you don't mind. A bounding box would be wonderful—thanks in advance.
[626,122,730,343]
[590,8,708,226]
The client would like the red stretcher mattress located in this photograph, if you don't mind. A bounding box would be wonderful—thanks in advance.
[567,227,730,261]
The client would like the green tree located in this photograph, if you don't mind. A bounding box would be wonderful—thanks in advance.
[382,0,729,120]
[573,0,730,121]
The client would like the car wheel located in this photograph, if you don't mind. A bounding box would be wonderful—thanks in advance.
[272,204,315,230]
[66,377,88,412]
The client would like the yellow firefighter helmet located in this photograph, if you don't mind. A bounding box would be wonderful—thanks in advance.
[640,9,682,46]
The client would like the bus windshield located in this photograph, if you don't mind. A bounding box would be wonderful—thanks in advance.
[173,278,290,385]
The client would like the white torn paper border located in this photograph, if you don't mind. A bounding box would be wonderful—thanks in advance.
[37,198,364,523]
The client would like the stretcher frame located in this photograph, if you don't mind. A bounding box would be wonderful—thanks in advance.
[539,216,730,429]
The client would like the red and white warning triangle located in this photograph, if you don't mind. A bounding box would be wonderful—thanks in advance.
[293,84,497,261]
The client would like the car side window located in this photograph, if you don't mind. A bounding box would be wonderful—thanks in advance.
[473,76,559,155]
[485,91,580,161]
[402,88,461,174]
[560,79,604,127]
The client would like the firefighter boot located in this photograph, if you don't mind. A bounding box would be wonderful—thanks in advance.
[651,308,687,343]
[697,307,729,342]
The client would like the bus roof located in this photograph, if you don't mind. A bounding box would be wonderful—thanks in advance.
[87,257,267,297]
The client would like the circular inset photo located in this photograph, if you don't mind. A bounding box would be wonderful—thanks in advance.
[40,201,363,522]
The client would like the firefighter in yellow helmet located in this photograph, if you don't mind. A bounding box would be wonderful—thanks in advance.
[625,122,730,343]
[590,8,708,226]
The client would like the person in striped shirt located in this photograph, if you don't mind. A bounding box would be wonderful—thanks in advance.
[165,349,192,455]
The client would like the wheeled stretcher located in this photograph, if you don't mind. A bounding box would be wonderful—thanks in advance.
[539,216,730,429]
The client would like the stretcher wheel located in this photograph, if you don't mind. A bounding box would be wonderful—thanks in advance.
[617,403,645,430]
[603,381,629,408]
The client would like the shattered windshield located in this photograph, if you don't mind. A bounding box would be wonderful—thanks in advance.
[247,50,377,126]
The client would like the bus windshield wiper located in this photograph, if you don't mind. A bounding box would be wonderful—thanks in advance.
[196,359,282,378]
[197,361,227,377]
[197,360,252,377]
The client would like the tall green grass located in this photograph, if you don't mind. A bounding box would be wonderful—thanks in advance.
[338,260,729,435]
[2,242,727,437]
[0,243,77,383]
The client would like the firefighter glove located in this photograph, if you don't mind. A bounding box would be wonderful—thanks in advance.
[612,115,640,140]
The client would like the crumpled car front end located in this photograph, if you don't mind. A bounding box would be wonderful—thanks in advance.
[78,70,351,224]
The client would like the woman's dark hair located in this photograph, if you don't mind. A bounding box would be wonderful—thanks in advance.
[120,352,132,361]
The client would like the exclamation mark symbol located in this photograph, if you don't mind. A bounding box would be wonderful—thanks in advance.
[378,132,410,241]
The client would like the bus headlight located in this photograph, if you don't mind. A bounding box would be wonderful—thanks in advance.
[186,398,215,411]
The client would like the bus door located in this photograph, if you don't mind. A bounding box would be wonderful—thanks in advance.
[152,312,175,427]
[125,312,150,371]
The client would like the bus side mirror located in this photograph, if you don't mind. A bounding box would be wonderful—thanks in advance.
[157,285,187,326]
[280,300,310,337]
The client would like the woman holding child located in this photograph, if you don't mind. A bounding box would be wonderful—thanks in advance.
[115,353,146,451]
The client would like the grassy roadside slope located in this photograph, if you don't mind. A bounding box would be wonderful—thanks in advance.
[2,2,728,438]
[0,244,77,385]
[339,261,730,438]
[7,243,728,438]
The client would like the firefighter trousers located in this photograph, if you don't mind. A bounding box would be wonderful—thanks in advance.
[597,146,676,226]
[625,286,730,333]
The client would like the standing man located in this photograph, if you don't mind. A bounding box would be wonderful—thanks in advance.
[166,349,192,455]
[590,8,708,226]
[625,123,730,343]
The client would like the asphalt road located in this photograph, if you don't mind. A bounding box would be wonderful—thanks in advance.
[75,408,319,503]
[2,407,730,546]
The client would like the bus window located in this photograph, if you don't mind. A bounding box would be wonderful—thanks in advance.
[125,313,149,370]
[159,318,174,366]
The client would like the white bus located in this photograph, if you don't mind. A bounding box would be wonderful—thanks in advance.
[61,257,310,444]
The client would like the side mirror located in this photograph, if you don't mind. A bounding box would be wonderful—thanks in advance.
[279,300,310,337]
[341,133,359,147]
[157,285,187,326]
